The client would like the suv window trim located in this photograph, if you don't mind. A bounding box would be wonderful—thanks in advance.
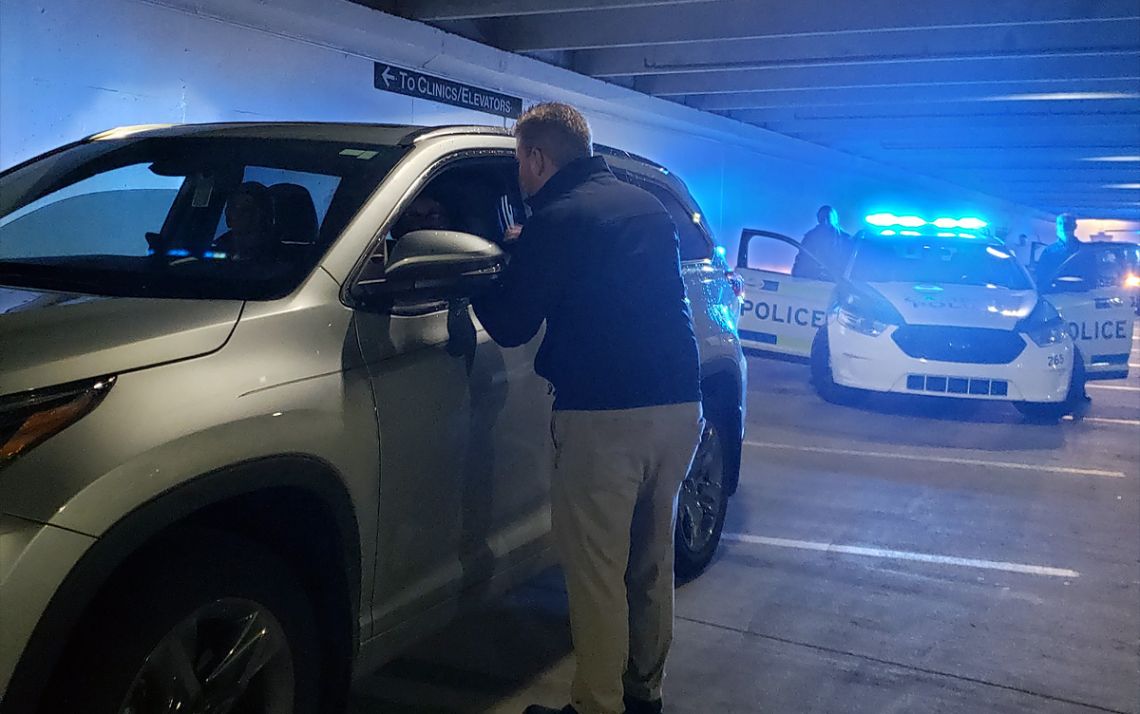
[342,147,516,313]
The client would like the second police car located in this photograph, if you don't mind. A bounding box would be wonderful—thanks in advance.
[736,213,1135,421]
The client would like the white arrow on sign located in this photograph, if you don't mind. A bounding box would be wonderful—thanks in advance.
[380,66,395,88]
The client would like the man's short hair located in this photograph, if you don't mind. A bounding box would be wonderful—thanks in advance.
[514,102,593,167]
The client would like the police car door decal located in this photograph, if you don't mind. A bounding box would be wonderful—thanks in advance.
[736,229,833,359]
[1046,249,1135,378]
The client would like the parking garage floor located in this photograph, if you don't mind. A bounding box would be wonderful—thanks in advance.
[351,335,1140,714]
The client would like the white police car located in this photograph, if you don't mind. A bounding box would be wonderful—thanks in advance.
[736,214,1134,420]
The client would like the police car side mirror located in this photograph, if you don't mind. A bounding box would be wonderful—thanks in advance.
[352,230,504,309]
[1043,275,1091,294]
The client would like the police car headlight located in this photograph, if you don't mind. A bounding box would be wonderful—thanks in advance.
[835,289,902,337]
[1017,299,1066,347]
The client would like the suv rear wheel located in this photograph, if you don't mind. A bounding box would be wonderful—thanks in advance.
[675,417,730,580]
[41,529,320,714]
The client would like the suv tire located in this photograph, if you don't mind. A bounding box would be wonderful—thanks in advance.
[674,415,731,580]
[41,528,321,714]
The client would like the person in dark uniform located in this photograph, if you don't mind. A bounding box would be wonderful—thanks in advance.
[793,205,851,280]
[474,103,702,714]
[1033,213,1092,414]
[1034,213,1081,287]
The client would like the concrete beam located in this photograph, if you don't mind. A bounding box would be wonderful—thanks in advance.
[871,168,1138,182]
[720,100,1140,123]
[685,79,1140,110]
[489,0,1140,52]
[740,113,1140,134]
[828,152,1138,171]
[387,0,714,21]
[778,125,1140,148]
[574,20,1140,77]
[635,53,1140,96]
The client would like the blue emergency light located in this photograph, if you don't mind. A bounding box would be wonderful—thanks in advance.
[865,213,988,230]
[865,213,988,239]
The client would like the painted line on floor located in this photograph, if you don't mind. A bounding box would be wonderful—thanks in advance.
[744,440,1125,478]
[1063,415,1140,426]
[1088,384,1140,392]
[722,533,1080,578]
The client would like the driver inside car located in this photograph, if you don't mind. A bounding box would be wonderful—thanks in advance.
[391,192,453,240]
[213,181,277,261]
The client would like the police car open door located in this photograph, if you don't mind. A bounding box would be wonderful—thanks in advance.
[736,229,835,359]
[1041,245,1135,380]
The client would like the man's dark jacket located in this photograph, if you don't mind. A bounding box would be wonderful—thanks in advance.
[1033,237,1080,287]
[474,155,701,411]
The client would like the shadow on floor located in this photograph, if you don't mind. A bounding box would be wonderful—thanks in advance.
[351,570,573,714]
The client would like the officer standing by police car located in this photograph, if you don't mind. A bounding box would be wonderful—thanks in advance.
[1035,213,1081,287]
[1034,213,1092,414]
[794,205,851,280]
[473,103,703,714]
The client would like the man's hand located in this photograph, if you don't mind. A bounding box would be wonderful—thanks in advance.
[504,224,523,243]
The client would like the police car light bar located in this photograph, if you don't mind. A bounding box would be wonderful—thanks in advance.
[866,213,988,230]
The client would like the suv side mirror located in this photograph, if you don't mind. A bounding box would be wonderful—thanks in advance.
[352,230,504,308]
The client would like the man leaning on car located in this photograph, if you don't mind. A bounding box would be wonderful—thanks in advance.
[473,102,703,714]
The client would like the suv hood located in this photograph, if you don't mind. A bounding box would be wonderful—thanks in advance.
[0,286,243,395]
[869,282,1037,330]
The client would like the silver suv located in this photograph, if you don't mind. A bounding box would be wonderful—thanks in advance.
[0,123,747,713]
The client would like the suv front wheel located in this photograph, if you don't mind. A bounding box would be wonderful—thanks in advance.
[41,529,321,714]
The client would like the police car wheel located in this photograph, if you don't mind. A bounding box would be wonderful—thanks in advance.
[1014,400,1068,423]
[675,418,728,580]
[810,328,864,406]
[1015,349,1086,423]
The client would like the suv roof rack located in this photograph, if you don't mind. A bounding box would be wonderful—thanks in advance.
[401,125,512,145]
[593,144,667,172]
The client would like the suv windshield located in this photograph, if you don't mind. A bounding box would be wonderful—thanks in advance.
[851,239,1032,290]
[0,136,406,300]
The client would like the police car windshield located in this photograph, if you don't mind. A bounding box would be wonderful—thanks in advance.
[851,239,1032,290]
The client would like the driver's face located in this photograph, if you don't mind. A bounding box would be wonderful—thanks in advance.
[404,197,448,231]
[1057,216,1077,240]
[226,194,262,233]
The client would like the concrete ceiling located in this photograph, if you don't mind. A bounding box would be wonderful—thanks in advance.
[377,0,1140,220]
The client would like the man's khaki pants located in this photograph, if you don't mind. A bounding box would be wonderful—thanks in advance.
[550,402,704,714]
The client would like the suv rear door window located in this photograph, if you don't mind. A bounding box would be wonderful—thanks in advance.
[613,170,711,261]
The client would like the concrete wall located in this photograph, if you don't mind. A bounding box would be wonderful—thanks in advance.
[1,0,1063,259]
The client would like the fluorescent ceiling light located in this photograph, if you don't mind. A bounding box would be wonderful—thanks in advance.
[980,92,1140,102]
[1083,156,1140,163]
[1103,183,1140,189]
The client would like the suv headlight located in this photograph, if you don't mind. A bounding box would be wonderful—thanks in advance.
[1016,299,1067,347]
[0,377,114,467]
[835,287,904,337]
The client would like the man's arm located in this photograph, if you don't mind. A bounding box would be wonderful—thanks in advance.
[473,216,566,347]
[1033,245,1061,286]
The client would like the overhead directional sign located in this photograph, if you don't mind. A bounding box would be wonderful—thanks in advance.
[373,63,522,119]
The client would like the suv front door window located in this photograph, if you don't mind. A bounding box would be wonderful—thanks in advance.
[352,153,552,632]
